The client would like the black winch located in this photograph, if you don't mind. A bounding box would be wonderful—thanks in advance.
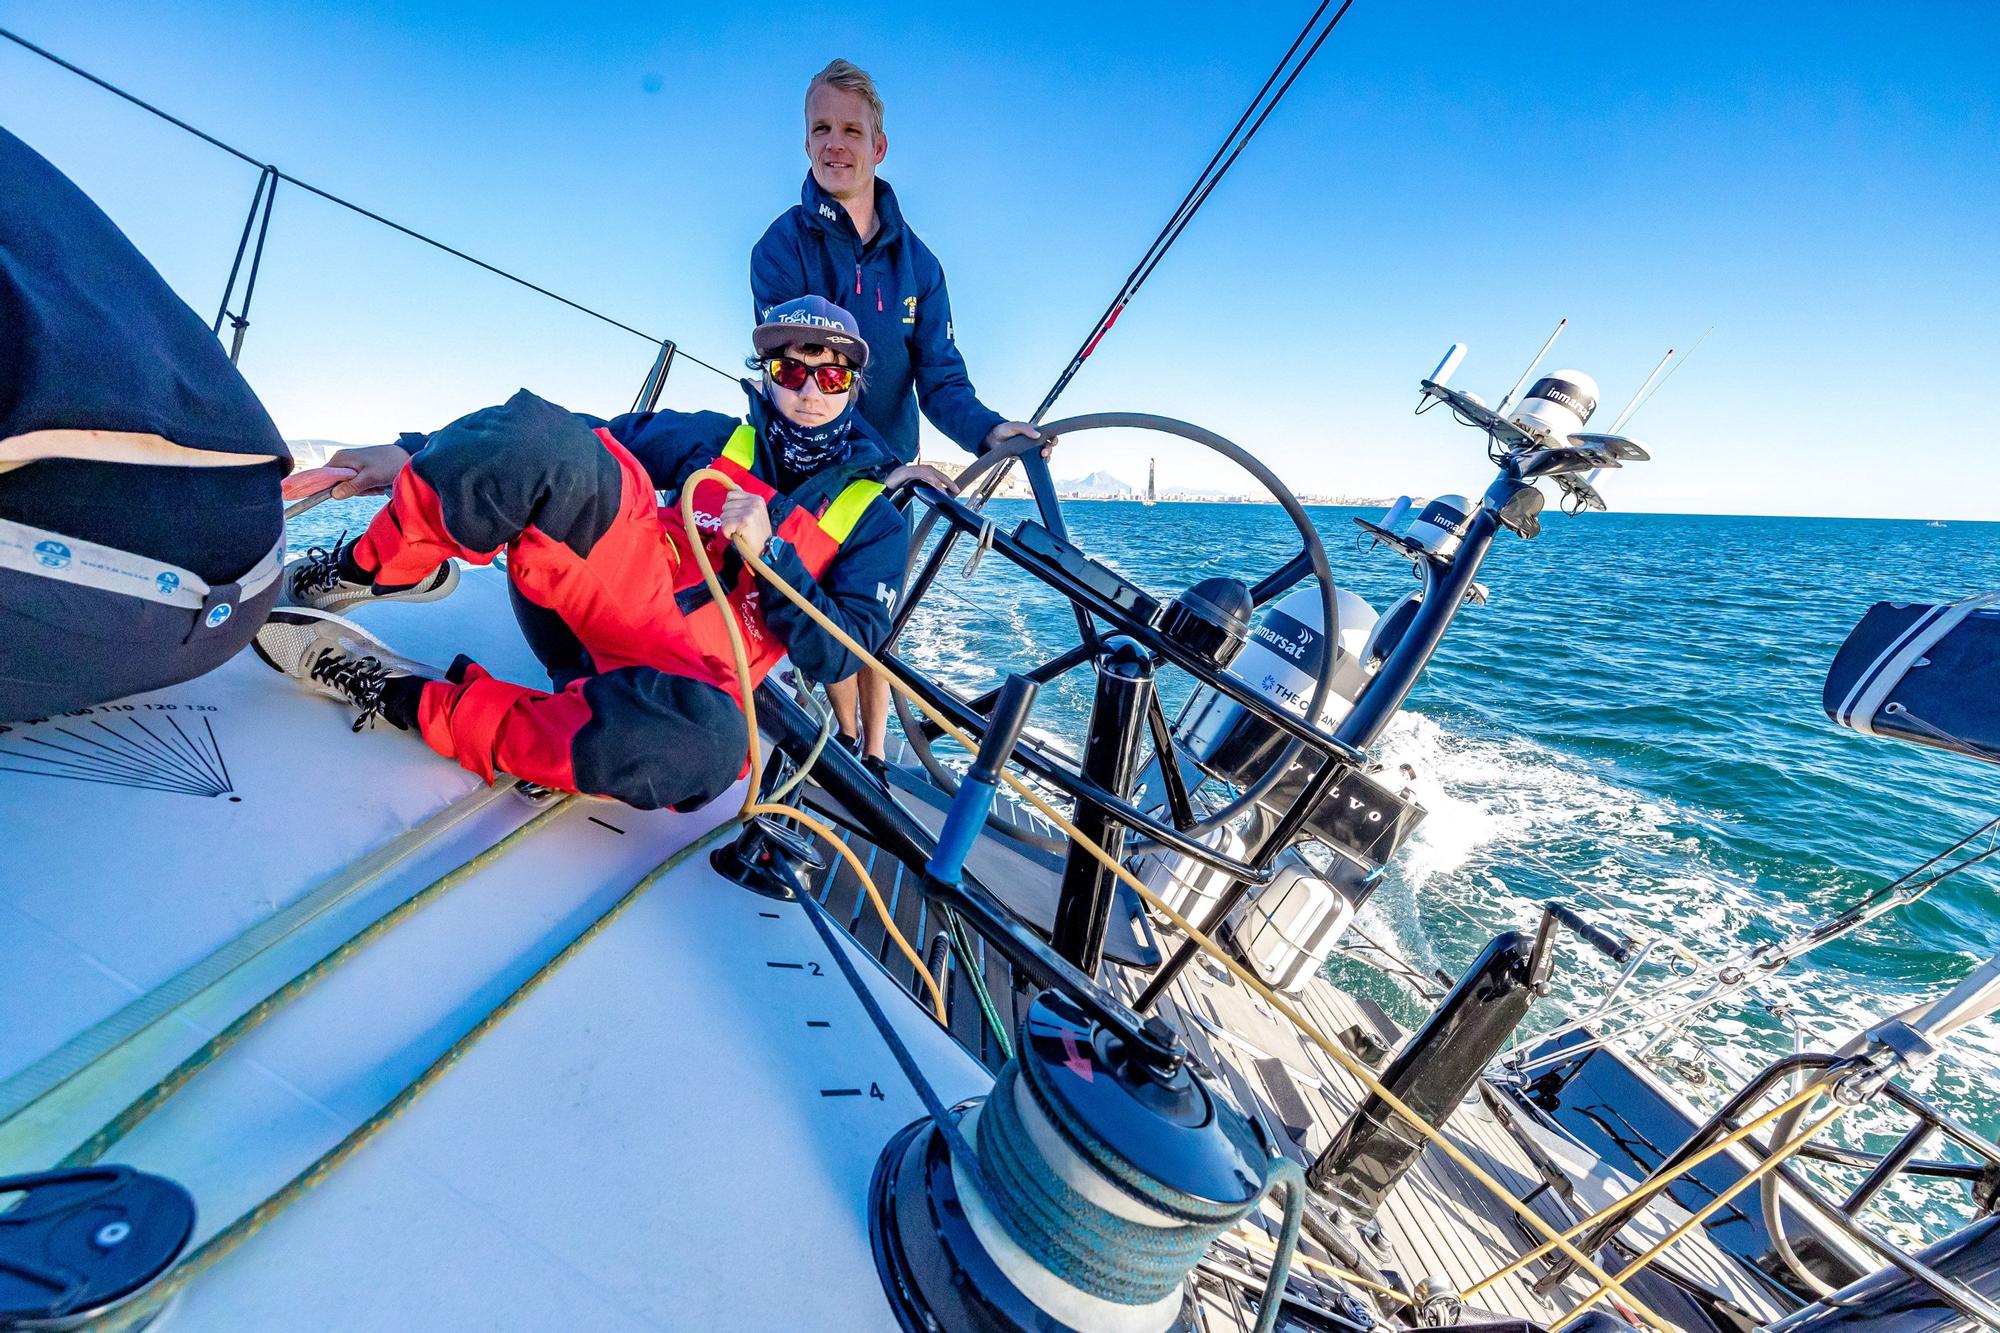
[0,1166,194,1329]
[870,991,1301,1333]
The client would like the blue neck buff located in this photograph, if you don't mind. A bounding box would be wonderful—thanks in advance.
[759,388,855,477]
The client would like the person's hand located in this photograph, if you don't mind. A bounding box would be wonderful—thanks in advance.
[281,443,410,500]
[719,489,773,553]
[280,466,358,502]
[982,420,1056,458]
[883,463,959,496]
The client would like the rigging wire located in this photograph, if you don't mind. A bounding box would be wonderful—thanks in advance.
[0,25,737,384]
[1029,0,1359,423]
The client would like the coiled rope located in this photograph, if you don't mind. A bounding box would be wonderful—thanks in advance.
[976,1059,1306,1312]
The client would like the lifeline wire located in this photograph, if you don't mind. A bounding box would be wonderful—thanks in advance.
[0,26,737,384]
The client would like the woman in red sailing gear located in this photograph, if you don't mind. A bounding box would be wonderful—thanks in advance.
[254,297,906,811]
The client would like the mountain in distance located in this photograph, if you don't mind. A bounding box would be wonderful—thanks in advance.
[286,438,360,468]
[1056,470,1136,498]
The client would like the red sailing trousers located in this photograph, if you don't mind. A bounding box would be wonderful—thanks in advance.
[350,396,749,811]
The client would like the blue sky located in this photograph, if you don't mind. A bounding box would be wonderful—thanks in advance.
[3,1,1996,519]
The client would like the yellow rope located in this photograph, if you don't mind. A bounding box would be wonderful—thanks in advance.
[1550,1094,1853,1331]
[88,818,747,1332]
[678,472,947,1024]
[1463,1074,1834,1296]
[1227,1224,1412,1307]
[706,496,1673,1332]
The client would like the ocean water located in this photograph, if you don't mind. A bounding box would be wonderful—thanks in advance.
[293,495,2000,1232]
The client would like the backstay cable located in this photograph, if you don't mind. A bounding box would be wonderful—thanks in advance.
[0,26,736,383]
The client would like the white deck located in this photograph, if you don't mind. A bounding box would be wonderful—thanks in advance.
[0,568,988,1330]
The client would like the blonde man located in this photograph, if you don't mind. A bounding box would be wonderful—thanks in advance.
[751,58,1040,775]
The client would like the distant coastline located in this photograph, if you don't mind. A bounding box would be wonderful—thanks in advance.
[919,458,1392,507]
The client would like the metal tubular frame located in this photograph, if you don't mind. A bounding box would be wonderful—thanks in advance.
[882,648,1279,885]
[212,165,279,364]
[629,339,677,414]
[756,683,1172,1063]
[1531,1050,2000,1325]
[1051,639,1156,972]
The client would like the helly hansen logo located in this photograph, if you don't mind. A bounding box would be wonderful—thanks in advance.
[876,582,898,610]
[818,203,840,222]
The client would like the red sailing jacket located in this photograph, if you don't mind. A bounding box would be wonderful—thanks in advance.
[653,422,885,694]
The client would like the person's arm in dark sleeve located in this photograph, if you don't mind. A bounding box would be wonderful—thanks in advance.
[757,496,907,684]
[588,408,737,491]
[911,252,1006,454]
[388,408,731,491]
[751,218,809,323]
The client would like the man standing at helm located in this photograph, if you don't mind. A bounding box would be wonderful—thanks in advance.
[751,59,1044,778]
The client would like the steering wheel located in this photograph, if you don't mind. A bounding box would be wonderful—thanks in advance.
[887,412,1345,863]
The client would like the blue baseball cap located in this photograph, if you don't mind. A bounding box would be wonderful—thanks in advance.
[752,295,869,368]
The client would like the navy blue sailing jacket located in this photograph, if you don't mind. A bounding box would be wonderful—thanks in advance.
[751,173,1005,462]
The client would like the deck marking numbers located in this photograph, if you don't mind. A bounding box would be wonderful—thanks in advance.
[0,708,235,799]
[807,1020,831,1028]
[820,1088,862,1098]
[767,962,804,970]
[758,911,781,919]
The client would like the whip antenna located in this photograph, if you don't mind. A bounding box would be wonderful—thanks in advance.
[1626,324,1712,426]
[1609,347,1675,434]
[1494,317,1567,417]
[1028,0,1361,425]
